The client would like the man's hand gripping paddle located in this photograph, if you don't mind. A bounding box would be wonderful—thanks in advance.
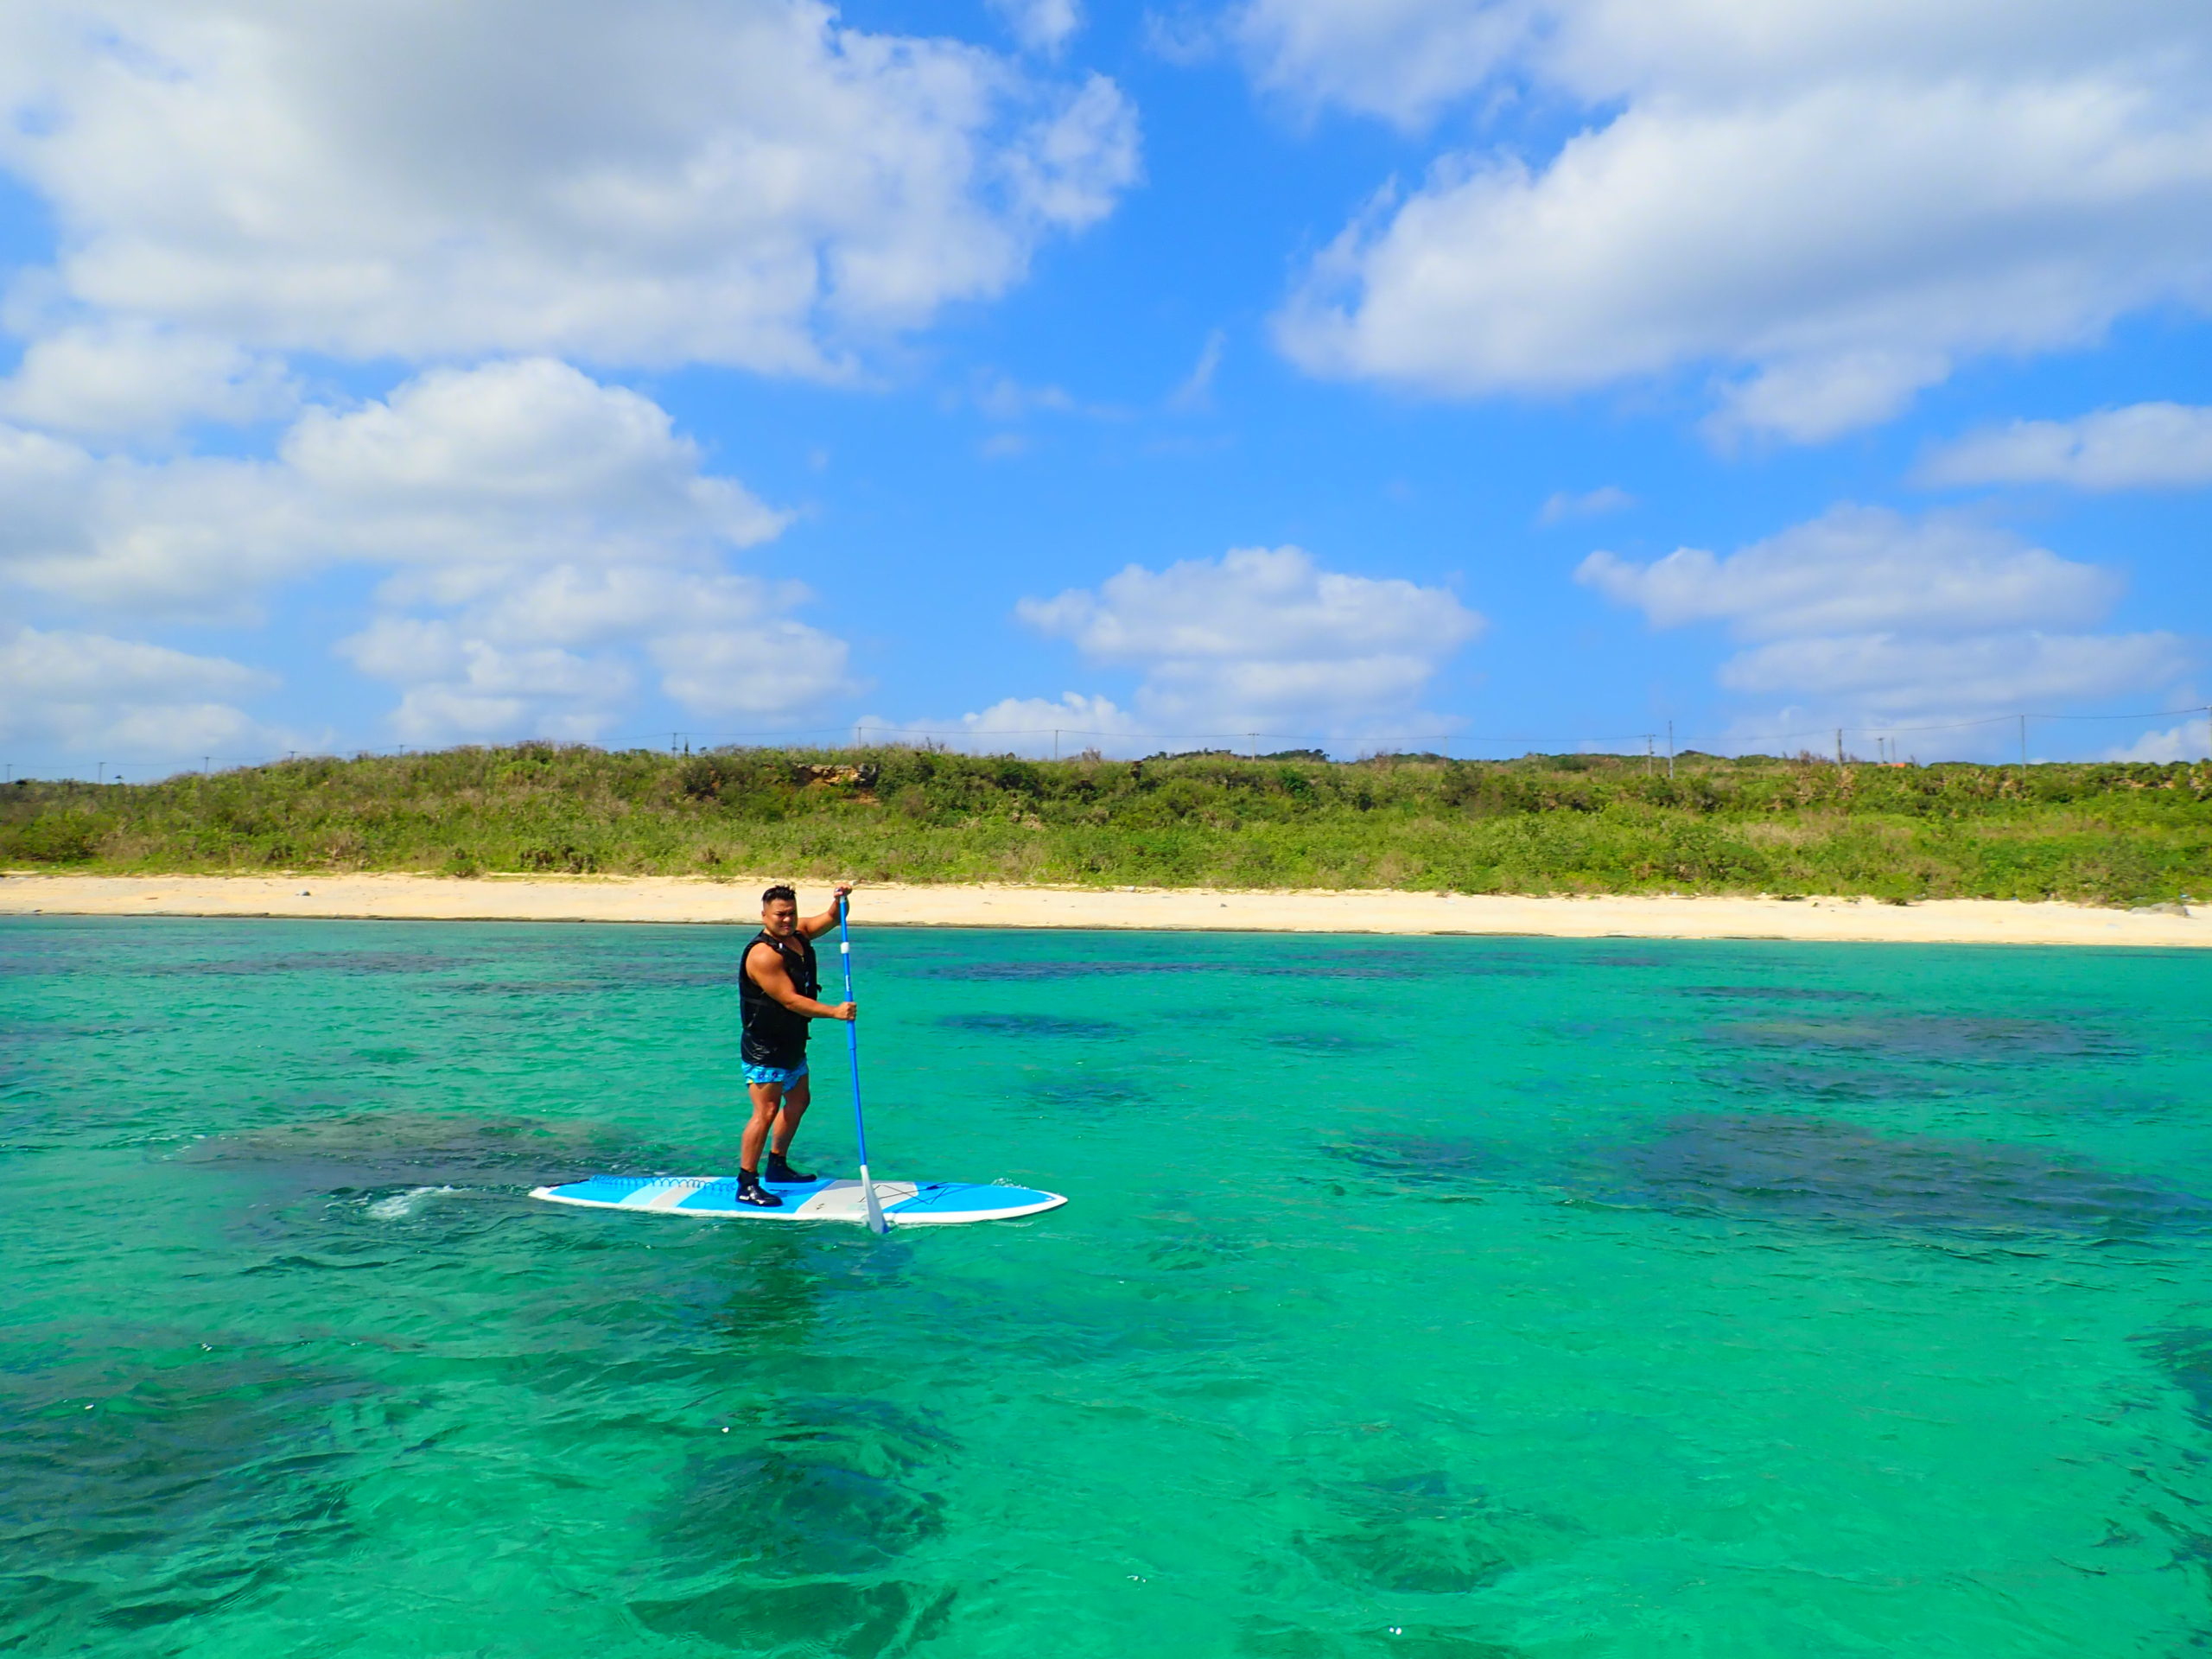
[837,893,887,1235]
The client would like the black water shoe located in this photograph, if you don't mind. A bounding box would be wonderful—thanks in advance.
[734,1172,783,1208]
[765,1154,812,1184]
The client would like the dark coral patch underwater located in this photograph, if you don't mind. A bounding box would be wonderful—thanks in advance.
[925,945,1536,983]
[1675,984,1875,1002]
[1294,1469,1549,1596]
[1700,1058,1958,1103]
[0,1340,370,1645]
[130,950,480,979]
[1604,1112,2202,1238]
[2141,1329,2212,1429]
[1268,1031,1394,1055]
[1703,1013,2124,1064]
[1023,1071,1151,1111]
[1239,1623,1520,1658]
[1333,1134,1516,1191]
[631,1396,954,1654]
[939,1013,1125,1038]
[174,1109,652,1192]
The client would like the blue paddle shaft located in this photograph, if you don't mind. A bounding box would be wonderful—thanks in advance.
[837,896,869,1170]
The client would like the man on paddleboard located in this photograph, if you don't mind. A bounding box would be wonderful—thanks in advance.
[734,883,857,1207]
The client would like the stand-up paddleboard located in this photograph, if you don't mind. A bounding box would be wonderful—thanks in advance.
[531,1173,1066,1226]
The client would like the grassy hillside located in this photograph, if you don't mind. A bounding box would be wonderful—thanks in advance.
[4,742,2210,904]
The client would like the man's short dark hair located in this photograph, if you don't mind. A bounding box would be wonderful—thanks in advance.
[761,884,797,907]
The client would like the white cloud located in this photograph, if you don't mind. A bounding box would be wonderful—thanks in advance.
[652,619,854,726]
[2110,717,2210,763]
[0,359,851,743]
[1539,485,1633,525]
[0,0,1138,377]
[0,429,297,614]
[1705,350,1952,448]
[964,362,1129,426]
[0,626,265,706]
[1236,0,2200,127]
[1235,0,1530,128]
[859,691,1137,756]
[285,359,790,550]
[0,624,288,762]
[1001,73,1141,234]
[0,322,297,440]
[0,5,1135,758]
[1141,10,1217,67]
[1719,632,2187,716]
[1168,328,1227,411]
[334,618,638,744]
[971,371,1082,422]
[0,359,790,611]
[1580,503,2190,735]
[990,0,1084,55]
[0,4,1130,757]
[1575,506,2116,639]
[1017,543,1482,739]
[1257,0,2212,439]
[1918,404,2212,490]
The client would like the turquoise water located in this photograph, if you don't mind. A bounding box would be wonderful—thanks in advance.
[6,918,2212,1656]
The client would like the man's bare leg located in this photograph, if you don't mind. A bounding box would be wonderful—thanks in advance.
[768,1077,811,1176]
[740,1080,784,1201]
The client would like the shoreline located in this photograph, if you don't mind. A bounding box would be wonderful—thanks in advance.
[0,871,2202,947]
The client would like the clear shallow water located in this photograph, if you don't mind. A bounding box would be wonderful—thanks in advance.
[5,917,2212,1657]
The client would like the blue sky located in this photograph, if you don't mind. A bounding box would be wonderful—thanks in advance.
[3,0,2209,778]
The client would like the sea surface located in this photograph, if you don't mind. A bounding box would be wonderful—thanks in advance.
[5,916,2212,1656]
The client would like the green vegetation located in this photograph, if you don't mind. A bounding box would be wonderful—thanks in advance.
[4,742,2210,903]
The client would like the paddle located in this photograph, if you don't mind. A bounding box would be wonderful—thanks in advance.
[836,892,887,1235]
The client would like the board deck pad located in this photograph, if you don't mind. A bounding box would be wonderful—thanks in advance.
[530,1173,1066,1226]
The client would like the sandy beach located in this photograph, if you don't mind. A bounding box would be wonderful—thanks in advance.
[0,870,2202,946]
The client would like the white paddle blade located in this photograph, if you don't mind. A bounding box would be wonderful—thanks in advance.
[860,1166,888,1235]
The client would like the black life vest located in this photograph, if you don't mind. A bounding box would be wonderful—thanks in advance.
[738,930,819,1067]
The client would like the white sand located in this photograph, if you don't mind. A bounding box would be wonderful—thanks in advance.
[0,871,2201,946]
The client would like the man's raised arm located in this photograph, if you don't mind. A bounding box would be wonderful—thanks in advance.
[799,882,855,939]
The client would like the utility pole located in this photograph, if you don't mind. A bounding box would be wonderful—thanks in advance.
[1835,728,1844,766]
[97,761,104,785]
[671,732,679,753]
[203,756,210,776]
[1645,734,1654,776]
[1666,721,1675,780]
[2018,714,2028,768]
[1249,733,1257,759]
[1052,729,1059,760]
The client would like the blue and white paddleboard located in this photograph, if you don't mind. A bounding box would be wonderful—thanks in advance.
[530,1173,1065,1226]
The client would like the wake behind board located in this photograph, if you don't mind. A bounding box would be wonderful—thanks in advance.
[531,1173,1065,1226]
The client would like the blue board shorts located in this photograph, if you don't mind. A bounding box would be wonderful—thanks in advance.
[743,1060,810,1088]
